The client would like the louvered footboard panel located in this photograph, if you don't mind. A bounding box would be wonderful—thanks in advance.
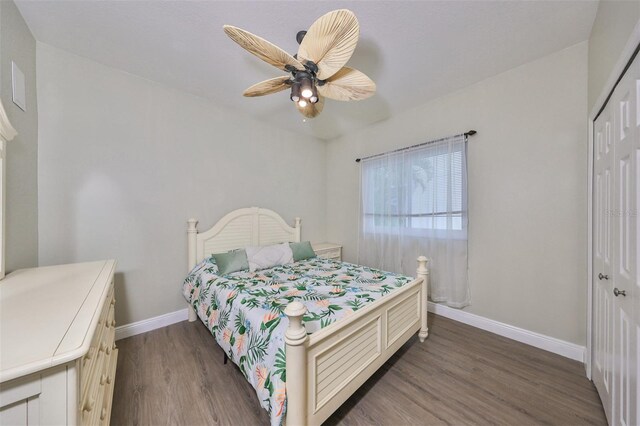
[315,317,381,407]
[306,284,422,425]
[387,291,420,347]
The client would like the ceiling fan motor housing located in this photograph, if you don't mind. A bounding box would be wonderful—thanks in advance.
[290,71,318,104]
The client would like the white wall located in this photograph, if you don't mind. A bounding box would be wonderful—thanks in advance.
[326,42,588,345]
[588,0,640,111]
[34,30,592,344]
[1,0,38,272]
[36,43,327,325]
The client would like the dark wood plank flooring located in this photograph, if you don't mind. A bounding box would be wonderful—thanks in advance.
[111,313,606,425]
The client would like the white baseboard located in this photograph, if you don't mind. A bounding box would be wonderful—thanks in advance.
[115,304,586,362]
[115,308,188,341]
[428,302,586,362]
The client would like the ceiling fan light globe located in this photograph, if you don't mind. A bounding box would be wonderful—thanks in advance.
[298,100,308,107]
[310,96,318,103]
[301,88,313,98]
[291,95,300,102]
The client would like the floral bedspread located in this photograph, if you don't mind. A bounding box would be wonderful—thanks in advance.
[182,256,414,426]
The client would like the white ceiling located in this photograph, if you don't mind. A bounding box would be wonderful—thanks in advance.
[15,0,598,140]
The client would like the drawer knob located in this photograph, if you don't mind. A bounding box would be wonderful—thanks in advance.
[100,407,107,421]
[111,319,116,327]
[100,374,107,385]
[106,375,112,385]
[111,298,116,306]
[82,397,95,412]
[99,342,107,352]
[106,345,112,355]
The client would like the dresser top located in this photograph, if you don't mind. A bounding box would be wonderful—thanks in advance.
[0,260,116,383]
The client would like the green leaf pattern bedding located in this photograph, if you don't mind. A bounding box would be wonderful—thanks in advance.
[182,256,414,426]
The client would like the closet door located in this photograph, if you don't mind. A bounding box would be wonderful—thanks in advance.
[593,99,615,423]
[610,59,639,426]
[593,50,640,426]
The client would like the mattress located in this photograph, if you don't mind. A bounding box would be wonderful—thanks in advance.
[183,256,413,426]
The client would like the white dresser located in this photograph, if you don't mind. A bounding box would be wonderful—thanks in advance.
[312,243,342,261]
[0,260,118,426]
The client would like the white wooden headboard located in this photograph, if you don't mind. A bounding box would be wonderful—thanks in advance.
[187,207,301,270]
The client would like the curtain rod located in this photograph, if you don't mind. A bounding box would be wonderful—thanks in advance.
[355,130,476,163]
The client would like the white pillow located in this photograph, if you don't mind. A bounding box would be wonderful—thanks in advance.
[245,243,294,272]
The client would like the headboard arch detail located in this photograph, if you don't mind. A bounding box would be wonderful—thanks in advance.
[187,207,301,270]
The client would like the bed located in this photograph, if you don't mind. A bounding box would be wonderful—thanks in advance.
[184,207,429,426]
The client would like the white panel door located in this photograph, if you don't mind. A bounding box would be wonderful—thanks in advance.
[594,98,615,423]
[610,62,638,426]
[593,49,640,426]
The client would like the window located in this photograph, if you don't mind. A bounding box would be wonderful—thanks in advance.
[361,137,466,233]
[358,134,470,307]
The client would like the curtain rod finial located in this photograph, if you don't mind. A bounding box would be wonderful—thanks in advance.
[466,130,477,136]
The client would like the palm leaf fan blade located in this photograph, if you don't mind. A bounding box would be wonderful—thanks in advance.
[296,96,325,118]
[297,9,359,80]
[223,25,304,72]
[317,67,376,101]
[243,76,291,97]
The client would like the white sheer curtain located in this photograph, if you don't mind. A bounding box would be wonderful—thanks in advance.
[357,134,469,308]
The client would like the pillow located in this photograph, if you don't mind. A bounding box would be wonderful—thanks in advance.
[212,249,249,275]
[289,241,316,261]
[245,243,294,272]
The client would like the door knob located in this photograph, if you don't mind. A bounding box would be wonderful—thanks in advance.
[614,288,626,297]
[599,273,609,280]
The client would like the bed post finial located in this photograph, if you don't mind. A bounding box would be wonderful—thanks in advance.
[416,256,429,342]
[294,217,301,242]
[187,218,199,322]
[284,301,308,426]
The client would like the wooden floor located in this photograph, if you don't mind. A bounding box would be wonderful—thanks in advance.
[111,313,606,425]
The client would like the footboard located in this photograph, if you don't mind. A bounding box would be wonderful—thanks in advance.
[285,256,429,426]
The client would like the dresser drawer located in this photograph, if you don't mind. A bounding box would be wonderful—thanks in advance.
[80,313,106,394]
[81,372,104,425]
[98,348,118,425]
[79,280,116,424]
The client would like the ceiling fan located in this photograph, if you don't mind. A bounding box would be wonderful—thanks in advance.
[223,9,376,119]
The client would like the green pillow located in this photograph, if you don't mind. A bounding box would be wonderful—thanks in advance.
[212,249,249,275]
[289,241,316,261]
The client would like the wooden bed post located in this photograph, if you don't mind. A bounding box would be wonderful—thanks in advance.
[284,301,308,426]
[187,218,198,322]
[417,256,430,342]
